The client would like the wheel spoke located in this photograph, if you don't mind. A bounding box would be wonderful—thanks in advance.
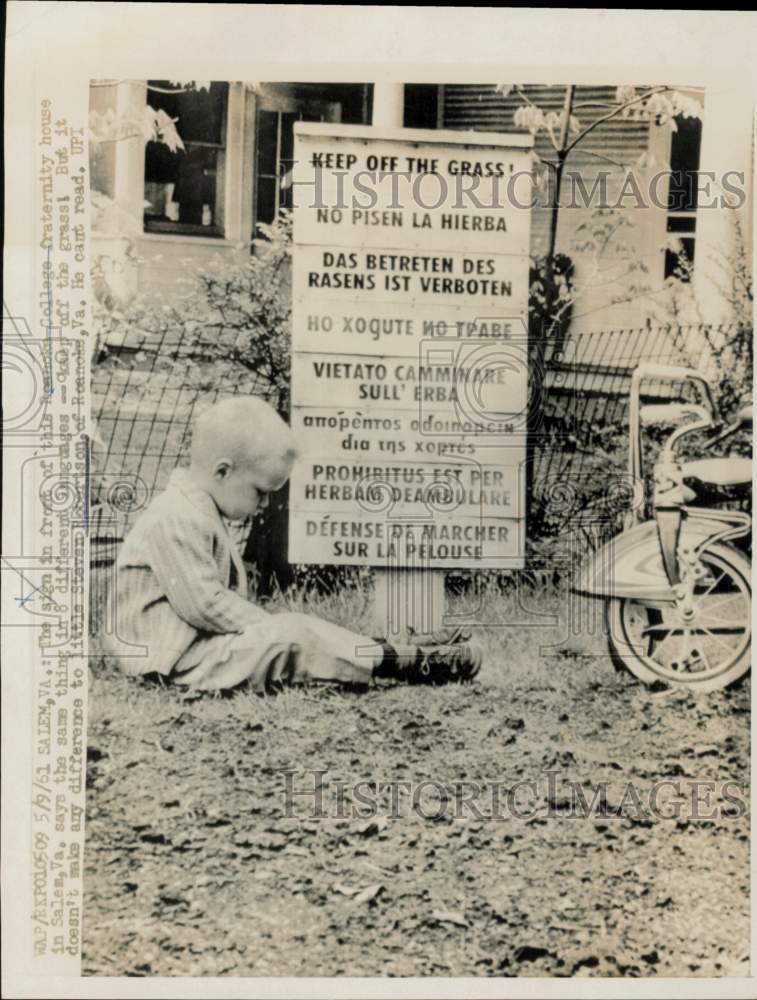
[641,625,685,637]
[692,625,747,635]
[672,625,691,670]
[700,569,727,598]
[661,625,747,636]
[698,612,747,630]
[697,642,714,675]
[692,621,746,635]
[640,623,745,636]
[697,621,739,654]
[679,627,694,672]
[651,624,678,661]
[698,609,745,630]
[619,548,751,686]
[700,592,744,615]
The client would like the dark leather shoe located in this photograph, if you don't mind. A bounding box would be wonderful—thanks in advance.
[404,642,483,685]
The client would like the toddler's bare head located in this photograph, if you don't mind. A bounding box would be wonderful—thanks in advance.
[190,397,297,519]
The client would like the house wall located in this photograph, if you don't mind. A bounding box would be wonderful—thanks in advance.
[91,80,752,335]
[691,84,753,324]
[441,84,682,334]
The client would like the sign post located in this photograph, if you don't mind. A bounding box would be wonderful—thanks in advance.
[289,124,533,639]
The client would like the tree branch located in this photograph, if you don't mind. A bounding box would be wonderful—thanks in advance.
[571,102,616,110]
[573,148,625,170]
[562,86,673,158]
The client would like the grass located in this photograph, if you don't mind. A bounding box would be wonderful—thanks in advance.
[83,578,751,978]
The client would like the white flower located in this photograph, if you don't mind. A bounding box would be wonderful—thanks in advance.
[615,85,637,105]
[514,105,545,135]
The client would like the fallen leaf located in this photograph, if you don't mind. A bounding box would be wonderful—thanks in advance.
[332,883,361,896]
[353,883,384,904]
[432,908,468,928]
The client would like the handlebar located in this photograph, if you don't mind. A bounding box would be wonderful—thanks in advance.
[631,363,718,419]
[628,361,720,487]
[640,403,710,426]
[633,362,707,382]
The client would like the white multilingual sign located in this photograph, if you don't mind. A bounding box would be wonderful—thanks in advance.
[289,124,533,569]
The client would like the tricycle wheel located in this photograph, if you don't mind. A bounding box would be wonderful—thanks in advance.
[605,543,751,693]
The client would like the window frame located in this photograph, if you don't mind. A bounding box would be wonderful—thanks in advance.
[252,96,342,233]
[663,113,702,281]
[141,82,255,246]
[644,97,704,287]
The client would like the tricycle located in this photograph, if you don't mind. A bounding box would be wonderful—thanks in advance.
[574,362,752,692]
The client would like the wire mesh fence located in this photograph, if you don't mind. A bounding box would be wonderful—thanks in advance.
[528,323,702,561]
[90,321,273,555]
[90,320,744,572]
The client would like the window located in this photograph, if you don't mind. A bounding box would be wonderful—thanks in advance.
[144,81,229,236]
[254,101,341,227]
[664,115,702,280]
[255,110,299,226]
[403,84,439,128]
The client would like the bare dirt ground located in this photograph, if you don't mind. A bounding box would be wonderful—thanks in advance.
[82,590,750,979]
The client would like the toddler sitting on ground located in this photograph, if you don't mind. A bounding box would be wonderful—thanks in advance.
[104,396,482,692]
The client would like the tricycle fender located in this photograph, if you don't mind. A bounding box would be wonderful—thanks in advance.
[572,515,731,600]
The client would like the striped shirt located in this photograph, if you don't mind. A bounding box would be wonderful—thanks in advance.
[104,468,267,676]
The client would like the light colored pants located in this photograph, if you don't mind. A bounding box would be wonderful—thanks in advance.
[172,612,381,692]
